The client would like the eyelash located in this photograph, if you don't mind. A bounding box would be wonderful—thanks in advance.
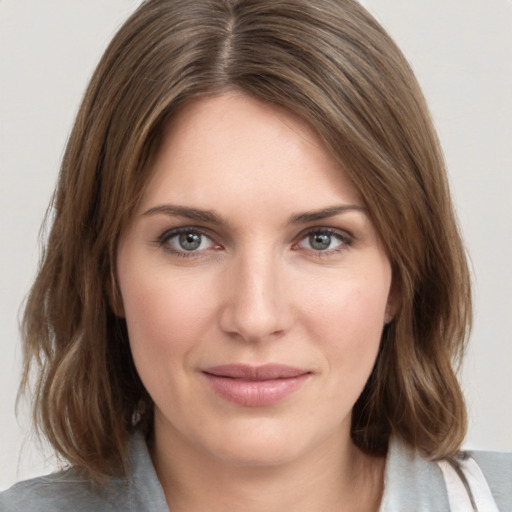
[295,228,353,257]
[154,226,353,259]
[155,227,220,258]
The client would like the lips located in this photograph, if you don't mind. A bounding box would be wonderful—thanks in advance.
[201,364,311,407]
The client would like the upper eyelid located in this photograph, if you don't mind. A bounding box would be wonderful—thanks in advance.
[157,224,352,236]
[158,226,215,241]
[295,226,353,241]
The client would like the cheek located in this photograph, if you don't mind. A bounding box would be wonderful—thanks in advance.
[119,268,218,374]
[305,272,389,334]
[298,269,390,375]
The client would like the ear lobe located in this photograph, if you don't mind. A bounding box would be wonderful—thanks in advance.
[111,293,126,318]
[384,280,400,325]
[107,272,125,318]
[384,306,395,325]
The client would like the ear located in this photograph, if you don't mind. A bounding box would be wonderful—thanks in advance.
[107,271,125,318]
[384,279,400,325]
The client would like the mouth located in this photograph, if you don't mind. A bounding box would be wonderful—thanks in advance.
[201,364,311,407]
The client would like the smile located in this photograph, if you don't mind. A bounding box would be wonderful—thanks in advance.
[201,364,311,407]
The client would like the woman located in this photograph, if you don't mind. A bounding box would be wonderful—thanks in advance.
[1,0,510,510]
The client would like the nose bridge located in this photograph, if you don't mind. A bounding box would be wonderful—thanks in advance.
[219,246,289,342]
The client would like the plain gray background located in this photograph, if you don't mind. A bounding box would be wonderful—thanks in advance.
[1,0,511,490]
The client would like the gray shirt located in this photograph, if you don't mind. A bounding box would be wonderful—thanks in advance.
[1,433,511,511]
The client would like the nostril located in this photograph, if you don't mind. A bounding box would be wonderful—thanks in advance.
[218,293,289,343]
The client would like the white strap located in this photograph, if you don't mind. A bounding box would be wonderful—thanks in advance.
[438,456,500,512]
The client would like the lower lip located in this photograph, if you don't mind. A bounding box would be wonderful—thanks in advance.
[202,373,310,407]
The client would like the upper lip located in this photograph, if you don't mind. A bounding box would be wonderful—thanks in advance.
[202,364,310,381]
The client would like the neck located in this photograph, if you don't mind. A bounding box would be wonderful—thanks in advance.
[150,424,385,512]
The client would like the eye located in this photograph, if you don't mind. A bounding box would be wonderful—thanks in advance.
[296,229,351,253]
[175,232,207,251]
[157,228,219,255]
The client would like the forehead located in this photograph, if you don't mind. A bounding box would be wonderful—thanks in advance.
[139,92,363,214]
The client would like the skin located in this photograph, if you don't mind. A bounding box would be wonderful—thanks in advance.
[117,92,395,512]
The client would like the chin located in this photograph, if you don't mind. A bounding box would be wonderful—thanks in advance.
[198,416,332,469]
[211,438,302,468]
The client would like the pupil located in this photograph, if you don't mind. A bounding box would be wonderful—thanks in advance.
[310,233,331,250]
[179,232,201,251]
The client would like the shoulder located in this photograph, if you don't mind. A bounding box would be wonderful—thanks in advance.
[0,432,168,512]
[471,448,512,476]
[470,449,512,508]
[380,438,512,512]
[0,469,129,512]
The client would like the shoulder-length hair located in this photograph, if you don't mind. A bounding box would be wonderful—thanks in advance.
[21,0,471,481]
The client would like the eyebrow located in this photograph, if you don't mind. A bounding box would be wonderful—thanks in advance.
[143,205,227,225]
[289,204,366,224]
[142,203,366,225]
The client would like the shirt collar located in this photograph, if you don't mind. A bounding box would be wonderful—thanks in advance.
[379,437,449,511]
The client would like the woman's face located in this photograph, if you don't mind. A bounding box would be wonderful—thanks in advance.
[117,92,395,468]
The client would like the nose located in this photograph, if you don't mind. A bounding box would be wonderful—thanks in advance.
[218,250,292,343]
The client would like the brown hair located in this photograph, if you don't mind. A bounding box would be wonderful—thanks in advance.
[21,0,471,480]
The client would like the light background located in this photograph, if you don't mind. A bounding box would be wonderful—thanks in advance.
[1,0,511,490]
